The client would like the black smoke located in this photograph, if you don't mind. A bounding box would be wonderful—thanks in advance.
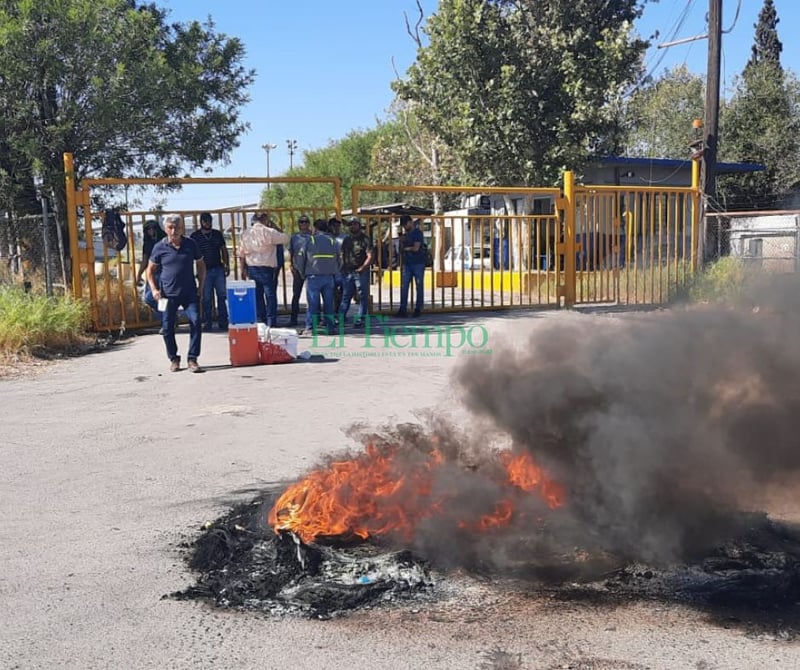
[454,273,800,566]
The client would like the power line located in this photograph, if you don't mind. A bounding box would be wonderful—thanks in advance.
[642,0,698,80]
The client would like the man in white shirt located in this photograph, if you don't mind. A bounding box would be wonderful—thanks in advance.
[238,211,290,326]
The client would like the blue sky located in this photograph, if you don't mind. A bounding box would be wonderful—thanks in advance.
[153,0,800,213]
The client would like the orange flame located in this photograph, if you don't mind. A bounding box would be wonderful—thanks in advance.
[268,443,565,544]
[500,451,565,509]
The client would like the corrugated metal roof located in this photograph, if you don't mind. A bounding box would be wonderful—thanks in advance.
[342,202,434,216]
[593,156,764,174]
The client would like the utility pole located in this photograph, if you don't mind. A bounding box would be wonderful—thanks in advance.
[703,0,723,259]
[261,143,277,190]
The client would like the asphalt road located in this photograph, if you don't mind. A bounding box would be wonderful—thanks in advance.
[1,310,797,670]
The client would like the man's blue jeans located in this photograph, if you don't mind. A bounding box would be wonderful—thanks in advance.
[201,266,228,328]
[340,269,370,323]
[161,295,201,362]
[399,263,426,315]
[305,274,336,334]
[247,265,277,326]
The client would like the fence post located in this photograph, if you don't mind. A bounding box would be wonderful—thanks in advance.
[562,171,576,307]
[64,152,82,298]
[691,157,701,272]
[40,196,53,296]
[795,215,800,274]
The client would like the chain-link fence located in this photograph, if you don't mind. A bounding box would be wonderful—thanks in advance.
[0,211,70,294]
[706,211,800,272]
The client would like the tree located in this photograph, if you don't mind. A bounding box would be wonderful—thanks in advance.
[620,65,705,159]
[0,0,254,225]
[368,102,463,212]
[262,117,463,215]
[747,0,782,70]
[718,0,799,209]
[393,0,648,187]
[262,129,386,212]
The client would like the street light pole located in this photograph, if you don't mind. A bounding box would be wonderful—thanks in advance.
[261,143,277,189]
[286,139,298,170]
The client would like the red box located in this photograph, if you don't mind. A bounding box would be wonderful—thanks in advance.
[228,324,260,366]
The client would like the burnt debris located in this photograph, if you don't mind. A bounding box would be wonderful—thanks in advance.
[172,489,800,635]
[171,492,434,618]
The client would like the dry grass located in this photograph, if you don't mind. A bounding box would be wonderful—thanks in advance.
[0,284,96,378]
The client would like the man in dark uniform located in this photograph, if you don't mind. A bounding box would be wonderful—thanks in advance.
[295,219,341,335]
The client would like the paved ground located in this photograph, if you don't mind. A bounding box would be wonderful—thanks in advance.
[1,309,798,670]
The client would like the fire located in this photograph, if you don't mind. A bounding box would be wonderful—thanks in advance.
[500,451,565,509]
[268,442,565,544]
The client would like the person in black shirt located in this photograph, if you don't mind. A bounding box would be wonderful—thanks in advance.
[137,219,166,317]
[190,212,230,331]
[339,216,373,327]
[288,214,312,327]
[397,215,426,317]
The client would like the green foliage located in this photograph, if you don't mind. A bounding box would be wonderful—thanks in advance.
[368,102,464,212]
[263,129,384,212]
[718,63,800,210]
[748,0,782,70]
[262,110,466,215]
[0,285,90,354]
[686,257,748,304]
[393,0,648,186]
[621,65,705,158]
[262,122,463,213]
[0,0,254,218]
[716,0,799,210]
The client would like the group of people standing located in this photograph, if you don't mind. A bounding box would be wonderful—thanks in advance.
[139,209,425,371]
[241,213,373,335]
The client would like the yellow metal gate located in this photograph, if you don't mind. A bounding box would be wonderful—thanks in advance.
[64,153,342,331]
[352,170,699,313]
[64,154,700,332]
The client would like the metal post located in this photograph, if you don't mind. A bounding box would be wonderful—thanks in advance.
[286,139,297,170]
[41,194,53,296]
[691,156,702,272]
[53,202,68,291]
[562,171,576,307]
[34,174,54,296]
[262,143,277,189]
[795,215,800,273]
[63,152,83,298]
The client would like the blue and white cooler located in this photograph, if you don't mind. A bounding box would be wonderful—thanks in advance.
[226,280,256,325]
